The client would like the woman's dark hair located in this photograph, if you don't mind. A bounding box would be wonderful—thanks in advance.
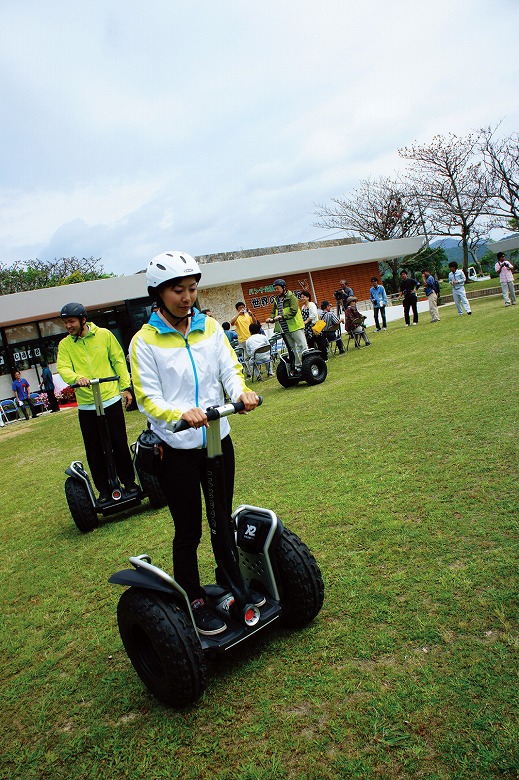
[300,290,311,299]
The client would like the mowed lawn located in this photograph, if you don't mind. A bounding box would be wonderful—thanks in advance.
[0,296,517,780]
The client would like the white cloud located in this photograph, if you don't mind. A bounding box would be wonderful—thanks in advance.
[0,0,518,274]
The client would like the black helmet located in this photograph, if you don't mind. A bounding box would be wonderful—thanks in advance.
[273,278,287,289]
[60,302,87,319]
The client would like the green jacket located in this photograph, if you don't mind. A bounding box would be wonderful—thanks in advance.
[270,290,305,333]
[56,322,131,406]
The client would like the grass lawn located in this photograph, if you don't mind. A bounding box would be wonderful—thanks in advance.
[1,298,518,780]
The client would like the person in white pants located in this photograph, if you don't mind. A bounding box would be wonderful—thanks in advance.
[448,262,472,316]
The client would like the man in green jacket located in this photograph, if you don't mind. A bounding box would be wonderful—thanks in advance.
[57,302,138,504]
[266,279,308,371]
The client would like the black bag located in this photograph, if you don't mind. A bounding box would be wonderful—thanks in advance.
[433,279,441,296]
[135,429,164,475]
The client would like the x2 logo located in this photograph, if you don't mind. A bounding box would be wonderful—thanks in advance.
[245,524,257,539]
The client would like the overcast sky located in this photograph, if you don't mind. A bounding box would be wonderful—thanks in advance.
[1,0,518,275]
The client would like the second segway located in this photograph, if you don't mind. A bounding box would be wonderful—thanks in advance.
[64,376,166,533]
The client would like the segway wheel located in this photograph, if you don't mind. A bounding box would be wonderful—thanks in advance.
[137,470,168,509]
[276,361,300,388]
[117,588,206,708]
[273,528,324,628]
[65,477,99,533]
[301,354,327,385]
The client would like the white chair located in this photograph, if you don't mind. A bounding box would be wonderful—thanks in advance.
[249,344,273,381]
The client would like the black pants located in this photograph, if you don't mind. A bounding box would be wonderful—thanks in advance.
[403,295,418,325]
[78,401,134,493]
[157,435,235,603]
[19,398,38,419]
[374,307,387,329]
[44,387,60,412]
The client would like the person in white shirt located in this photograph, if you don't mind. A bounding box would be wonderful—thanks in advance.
[495,252,516,306]
[245,323,273,380]
[448,262,472,316]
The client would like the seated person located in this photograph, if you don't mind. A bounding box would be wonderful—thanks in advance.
[320,300,345,355]
[245,323,273,380]
[343,296,371,346]
[222,321,238,348]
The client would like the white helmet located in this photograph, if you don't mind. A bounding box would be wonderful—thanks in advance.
[146,251,201,295]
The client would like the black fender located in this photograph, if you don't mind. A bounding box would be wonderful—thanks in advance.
[109,567,178,597]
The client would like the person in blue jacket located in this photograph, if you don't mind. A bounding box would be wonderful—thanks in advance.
[369,277,388,331]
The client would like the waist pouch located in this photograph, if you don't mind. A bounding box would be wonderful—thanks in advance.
[135,429,164,475]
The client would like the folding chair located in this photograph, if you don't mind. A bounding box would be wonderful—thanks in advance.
[0,398,21,423]
[345,330,362,351]
[249,343,273,381]
[326,329,345,357]
[268,333,285,367]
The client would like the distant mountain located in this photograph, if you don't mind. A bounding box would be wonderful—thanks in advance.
[430,238,488,264]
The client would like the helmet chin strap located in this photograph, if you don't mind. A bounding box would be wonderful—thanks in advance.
[160,303,196,326]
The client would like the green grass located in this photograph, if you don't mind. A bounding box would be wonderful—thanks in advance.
[1,298,518,780]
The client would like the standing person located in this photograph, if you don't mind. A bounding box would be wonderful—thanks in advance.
[320,300,345,354]
[40,361,60,412]
[266,279,308,371]
[399,270,420,326]
[369,277,388,331]
[56,302,139,504]
[334,279,354,317]
[495,252,516,306]
[230,302,260,348]
[448,262,472,316]
[12,370,38,420]
[300,290,327,360]
[130,251,260,636]
[422,270,440,323]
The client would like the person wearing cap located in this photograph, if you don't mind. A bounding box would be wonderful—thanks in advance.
[343,297,371,346]
[265,279,307,370]
[56,302,138,504]
[495,252,516,306]
[130,251,260,637]
[320,300,345,354]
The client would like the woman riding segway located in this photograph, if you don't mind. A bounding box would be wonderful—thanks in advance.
[130,251,260,636]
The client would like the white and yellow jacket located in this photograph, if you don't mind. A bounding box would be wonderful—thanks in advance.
[130,310,250,449]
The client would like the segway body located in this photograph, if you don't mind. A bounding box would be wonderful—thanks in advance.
[110,400,324,707]
[276,337,327,388]
[65,377,166,532]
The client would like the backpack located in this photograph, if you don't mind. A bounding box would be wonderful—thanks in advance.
[433,279,441,296]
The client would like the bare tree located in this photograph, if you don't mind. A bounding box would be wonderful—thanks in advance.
[399,133,491,276]
[480,124,519,225]
[314,177,427,290]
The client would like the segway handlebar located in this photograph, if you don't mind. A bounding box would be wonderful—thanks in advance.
[68,376,120,389]
[172,397,263,434]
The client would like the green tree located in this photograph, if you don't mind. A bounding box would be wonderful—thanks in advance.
[0,257,113,296]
